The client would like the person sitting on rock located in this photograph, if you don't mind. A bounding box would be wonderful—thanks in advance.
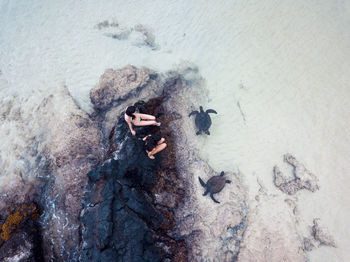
[143,133,167,159]
[124,106,161,136]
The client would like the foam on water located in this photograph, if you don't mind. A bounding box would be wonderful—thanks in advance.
[1,0,350,261]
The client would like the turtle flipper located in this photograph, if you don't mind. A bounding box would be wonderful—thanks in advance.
[205,130,210,135]
[226,180,231,184]
[198,177,207,188]
[220,171,225,176]
[206,109,217,114]
[196,130,202,135]
[210,193,220,204]
[189,111,199,117]
[203,188,209,196]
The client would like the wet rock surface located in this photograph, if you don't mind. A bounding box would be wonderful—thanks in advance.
[0,87,106,261]
[273,154,319,195]
[36,88,106,261]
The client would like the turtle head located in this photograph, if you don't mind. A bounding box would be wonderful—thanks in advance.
[199,106,204,112]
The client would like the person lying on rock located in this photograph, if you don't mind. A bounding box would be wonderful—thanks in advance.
[143,133,167,159]
[124,106,161,136]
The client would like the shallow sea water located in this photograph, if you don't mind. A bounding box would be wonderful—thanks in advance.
[1,0,350,261]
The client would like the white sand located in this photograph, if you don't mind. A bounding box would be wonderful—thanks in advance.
[1,0,350,260]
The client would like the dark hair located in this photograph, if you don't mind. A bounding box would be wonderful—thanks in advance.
[134,100,147,114]
[152,133,162,142]
[126,106,136,120]
[145,133,162,152]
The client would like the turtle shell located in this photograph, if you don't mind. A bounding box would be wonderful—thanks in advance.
[207,176,226,193]
[195,112,211,131]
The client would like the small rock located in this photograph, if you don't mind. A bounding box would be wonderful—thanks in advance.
[273,154,319,195]
[312,219,336,248]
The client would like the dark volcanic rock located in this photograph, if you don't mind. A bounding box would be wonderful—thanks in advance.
[81,87,188,261]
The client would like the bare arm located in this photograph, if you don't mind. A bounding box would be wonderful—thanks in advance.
[125,116,136,135]
[143,134,151,141]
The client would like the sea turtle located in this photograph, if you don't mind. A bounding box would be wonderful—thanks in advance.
[189,106,217,135]
[198,171,231,204]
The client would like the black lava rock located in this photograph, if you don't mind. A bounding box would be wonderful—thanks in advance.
[80,115,168,262]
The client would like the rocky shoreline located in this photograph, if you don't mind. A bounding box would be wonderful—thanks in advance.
[80,77,190,261]
[0,66,195,261]
[0,65,336,262]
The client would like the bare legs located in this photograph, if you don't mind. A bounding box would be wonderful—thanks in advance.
[157,138,165,145]
[144,136,167,159]
[138,113,156,120]
[133,113,161,127]
[136,120,160,126]
[147,143,167,159]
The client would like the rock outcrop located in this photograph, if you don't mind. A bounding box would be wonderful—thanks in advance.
[81,77,189,261]
[273,154,319,195]
[84,66,250,261]
[90,65,157,112]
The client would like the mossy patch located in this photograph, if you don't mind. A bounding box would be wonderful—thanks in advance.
[0,203,39,242]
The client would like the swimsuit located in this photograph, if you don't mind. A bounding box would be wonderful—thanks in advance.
[125,113,141,125]
[136,115,142,123]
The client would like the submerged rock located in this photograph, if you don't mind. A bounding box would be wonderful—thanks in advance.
[302,218,336,252]
[95,20,159,50]
[311,218,336,248]
[237,195,307,262]
[273,154,319,195]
